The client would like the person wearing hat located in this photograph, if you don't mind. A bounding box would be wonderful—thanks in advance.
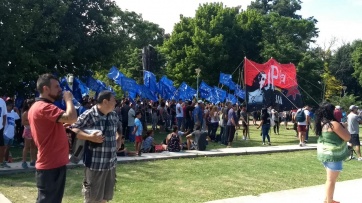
[347,105,362,161]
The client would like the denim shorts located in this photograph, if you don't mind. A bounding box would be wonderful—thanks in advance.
[3,136,13,146]
[323,161,343,171]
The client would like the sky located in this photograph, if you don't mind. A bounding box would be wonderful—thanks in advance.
[115,0,362,48]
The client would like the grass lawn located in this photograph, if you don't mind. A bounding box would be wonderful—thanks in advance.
[8,122,313,162]
[2,150,362,203]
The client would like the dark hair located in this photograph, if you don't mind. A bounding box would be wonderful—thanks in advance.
[143,130,154,140]
[251,71,266,90]
[195,123,201,130]
[36,74,59,93]
[96,90,113,104]
[314,102,336,136]
[135,111,142,116]
[172,125,178,132]
[22,98,35,112]
[6,99,14,106]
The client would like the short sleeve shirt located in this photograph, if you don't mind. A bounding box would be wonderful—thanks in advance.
[128,108,135,126]
[227,108,235,126]
[0,98,7,130]
[4,111,20,139]
[347,113,361,134]
[176,103,183,117]
[134,118,143,136]
[71,105,121,171]
[28,99,69,170]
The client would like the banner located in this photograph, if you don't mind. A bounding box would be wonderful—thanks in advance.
[244,58,302,112]
[138,85,158,101]
[212,87,227,103]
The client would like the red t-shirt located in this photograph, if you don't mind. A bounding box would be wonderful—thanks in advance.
[28,100,69,170]
[334,109,342,122]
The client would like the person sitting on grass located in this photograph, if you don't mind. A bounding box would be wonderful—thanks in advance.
[165,125,182,152]
[186,123,202,150]
[142,130,156,153]
[117,137,137,156]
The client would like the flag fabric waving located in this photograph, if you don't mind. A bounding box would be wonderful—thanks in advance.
[244,58,302,112]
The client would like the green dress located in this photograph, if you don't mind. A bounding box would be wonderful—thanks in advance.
[317,131,349,162]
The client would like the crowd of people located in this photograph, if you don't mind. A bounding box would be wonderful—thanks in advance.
[1,73,362,203]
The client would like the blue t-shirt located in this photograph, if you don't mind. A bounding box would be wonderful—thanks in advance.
[135,118,143,136]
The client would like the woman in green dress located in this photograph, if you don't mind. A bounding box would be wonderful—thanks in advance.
[315,102,351,203]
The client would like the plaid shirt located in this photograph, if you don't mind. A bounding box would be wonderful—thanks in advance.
[72,105,121,171]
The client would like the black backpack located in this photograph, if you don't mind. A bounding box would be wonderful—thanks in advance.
[295,110,306,122]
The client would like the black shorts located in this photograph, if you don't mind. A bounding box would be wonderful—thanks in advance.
[350,134,361,146]
[0,128,4,146]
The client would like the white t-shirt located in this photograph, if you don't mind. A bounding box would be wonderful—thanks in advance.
[0,98,6,130]
[176,103,183,117]
[296,109,310,126]
[4,111,20,139]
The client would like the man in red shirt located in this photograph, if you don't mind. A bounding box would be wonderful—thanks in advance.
[28,74,77,203]
[334,105,343,122]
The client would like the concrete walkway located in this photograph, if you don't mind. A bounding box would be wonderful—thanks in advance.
[206,178,362,203]
[1,143,361,203]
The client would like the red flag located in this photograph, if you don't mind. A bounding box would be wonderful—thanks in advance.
[244,58,298,89]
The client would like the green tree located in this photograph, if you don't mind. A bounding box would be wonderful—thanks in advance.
[0,0,123,95]
[329,42,361,96]
[351,40,362,86]
[248,0,303,19]
[296,49,324,106]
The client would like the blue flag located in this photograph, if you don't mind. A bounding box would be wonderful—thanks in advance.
[219,72,236,90]
[199,81,212,99]
[143,71,157,93]
[120,77,139,94]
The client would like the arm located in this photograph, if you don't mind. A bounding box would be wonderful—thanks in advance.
[57,91,77,124]
[257,120,264,129]
[116,132,122,150]
[21,112,29,126]
[71,128,104,143]
[331,121,351,142]
[2,115,6,129]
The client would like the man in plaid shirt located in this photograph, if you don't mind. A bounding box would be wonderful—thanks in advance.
[71,90,122,203]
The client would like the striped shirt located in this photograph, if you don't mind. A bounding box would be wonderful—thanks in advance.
[72,105,121,171]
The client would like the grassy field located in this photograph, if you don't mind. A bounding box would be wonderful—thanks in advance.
[8,122,312,162]
[1,122,328,203]
[2,150,362,203]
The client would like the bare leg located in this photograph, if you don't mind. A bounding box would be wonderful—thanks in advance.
[22,139,31,162]
[355,145,362,158]
[324,168,340,203]
[30,140,37,162]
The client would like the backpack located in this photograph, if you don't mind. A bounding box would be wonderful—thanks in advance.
[295,110,306,122]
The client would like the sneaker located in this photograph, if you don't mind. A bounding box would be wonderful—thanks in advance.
[1,162,11,168]
[30,161,35,166]
[302,143,306,147]
[304,140,308,143]
[357,157,362,161]
[268,142,271,146]
[299,143,303,147]
[22,162,28,169]
[262,142,265,145]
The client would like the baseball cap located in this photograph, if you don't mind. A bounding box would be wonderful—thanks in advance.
[335,105,341,109]
[349,105,358,110]
[197,100,203,104]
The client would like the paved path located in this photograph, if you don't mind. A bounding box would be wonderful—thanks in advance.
[206,178,362,203]
[1,143,360,203]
